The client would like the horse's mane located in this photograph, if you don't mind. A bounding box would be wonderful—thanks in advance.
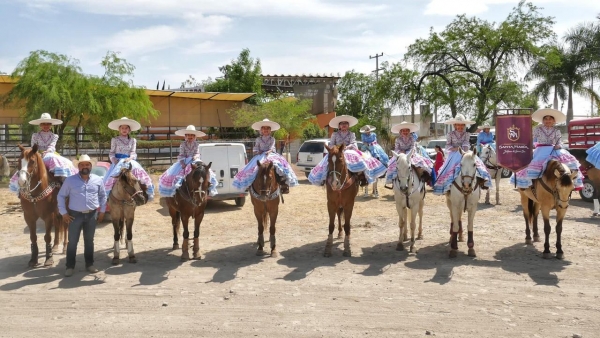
[544,160,573,187]
[118,167,138,186]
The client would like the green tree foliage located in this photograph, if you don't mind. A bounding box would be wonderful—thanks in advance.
[376,62,421,123]
[204,48,265,104]
[2,50,157,154]
[406,1,555,128]
[336,70,378,119]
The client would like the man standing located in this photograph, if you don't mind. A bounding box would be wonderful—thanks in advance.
[57,154,106,277]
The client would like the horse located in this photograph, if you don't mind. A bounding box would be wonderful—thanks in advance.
[324,144,359,257]
[446,149,480,258]
[249,161,282,257]
[518,160,578,259]
[0,154,10,179]
[15,144,66,267]
[108,165,147,264]
[479,144,502,205]
[391,150,426,253]
[165,161,212,261]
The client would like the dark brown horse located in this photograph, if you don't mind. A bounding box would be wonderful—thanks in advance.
[324,144,359,257]
[518,160,578,259]
[165,161,212,261]
[109,166,147,264]
[15,144,66,267]
[249,161,282,257]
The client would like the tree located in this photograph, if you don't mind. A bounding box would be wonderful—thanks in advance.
[376,62,422,123]
[2,50,157,155]
[204,48,265,104]
[336,70,378,120]
[406,1,555,128]
[526,45,568,110]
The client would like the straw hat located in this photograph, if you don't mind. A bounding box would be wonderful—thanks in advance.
[174,125,206,137]
[329,115,358,128]
[391,121,419,133]
[531,108,566,124]
[359,125,376,133]
[444,114,475,125]
[251,118,280,131]
[108,117,141,131]
[29,113,63,125]
[72,154,96,166]
[481,122,492,129]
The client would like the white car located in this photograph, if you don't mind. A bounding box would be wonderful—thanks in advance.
[424,139,447,160]
[296,138,363,178]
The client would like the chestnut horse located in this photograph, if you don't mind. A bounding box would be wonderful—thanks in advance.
[518,160,577,259]
[324,144,359,257]
[249,161,282,257]
[108,166,147,265]
[15,144,66,267]
[165,161,212,261]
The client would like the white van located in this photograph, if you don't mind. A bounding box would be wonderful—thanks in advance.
[198,143,248,206]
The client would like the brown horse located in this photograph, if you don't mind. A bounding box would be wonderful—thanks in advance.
[249,161,282,257]
[518,160,578,259]
[324,144,359,257]
[108,166,147,265]
[15,144,66,267]
[165,161,212,261]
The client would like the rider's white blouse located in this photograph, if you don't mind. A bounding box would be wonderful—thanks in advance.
[109,136,138,162]
[394,135,415,153]
[329,131,357,150]
[253,136,276,154]
[533,126,561,146]
[31,131,58,153]
[177,140,200,161]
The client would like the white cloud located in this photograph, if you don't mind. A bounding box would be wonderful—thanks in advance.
[424,0,600,16]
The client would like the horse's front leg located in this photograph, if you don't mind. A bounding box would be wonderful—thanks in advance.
[23,211,39,267]
[495,170,501,205]
[447,193,461,258]
[485,186,491,204]
[396,206,407,251]
[342,201,354,257]
[466,192,479,257]
[43,216,54,267]
[125,213,136,263]
[255,203,266,256]
[417,194,424,240]
[168,204,181,250]
[181,215,191,261]
[408,203,418,253]
[555,207,567,260]
[336,208,343,239]
[269,203,279,257]
[324,200,337,257]
[52,214,61,253]
[111,217,121,265]
[532,202,541,242]
[373,180,378,198]
[192,210,205,260]
[541,206,553,259]
[521,194,533,245]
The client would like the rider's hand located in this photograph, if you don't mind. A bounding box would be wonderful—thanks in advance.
[63,214,74,225]
[554,145,561,150]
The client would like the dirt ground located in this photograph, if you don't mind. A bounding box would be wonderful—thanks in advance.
[1,166,599,338]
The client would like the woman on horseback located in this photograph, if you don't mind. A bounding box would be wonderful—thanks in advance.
[232,119,298,194]
[309,115,386,186]
[476,122,495,154]
[359,125,389,167]
[158,125,218,198]
[433,114,492,195]
[103,117,155,201]
[9,113,77,193]
[510,108,583,189]
[385,121,434,185]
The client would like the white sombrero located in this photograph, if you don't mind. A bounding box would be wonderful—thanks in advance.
[72,154,96,166]
[391,121,419,134]
[108,117,141,131]
[444,114,475,125]
[359,125,376,133]
[251,118,280,131]
[531,108,566,124]
[480,122,492,129]
[174,125,206,137]
[29,113,63,125]
[329,115,358,128]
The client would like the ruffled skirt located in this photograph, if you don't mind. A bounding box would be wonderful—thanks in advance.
[510,146,584,189]
[232,152,298,191]
[103,159,155,199]
[586,143,600,168]
[308,149,387,185]
[433,151,492,195]
[158,158,219,197]
[386,151,433,184]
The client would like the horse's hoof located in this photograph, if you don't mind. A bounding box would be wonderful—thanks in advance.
[343,250,351,257]
[485,201,491,205]
[337,233,343,240]
[525,239,533,245]
[180,256,189,262]
[409,246,415,253]
[112,258,120,265]
[256,249,265,256]
[129,256,137,263]
[458,235,464,242]
[396,243,404,251]
[61,248,67,255]
[556,252,564,260]
[172,244,180,250]
[542,252,552,259]
[270,251,278,258]
[449,250,458,258]
[533,236,541,243]
[468,248,476,257]
[417,235,423,240]
[323,250,332,257]
[403,235,408,242]
[51,245,59,253]
[28,260,38,268]
[44,258,54,267]
[496,202,502,205]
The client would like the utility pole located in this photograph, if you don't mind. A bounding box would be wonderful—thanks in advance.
[370,53,384,80]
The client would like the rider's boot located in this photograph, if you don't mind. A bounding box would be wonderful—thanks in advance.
[477,177,489,190]
[420,171,432,184]
[357,172,368,187]
[140,183,150,202]
[275,174,289,194]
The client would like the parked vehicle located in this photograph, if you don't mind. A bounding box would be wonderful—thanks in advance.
[296,139,363,178]
[198,143,248,206]
[568,117,600,202]
[424,139,447,160]
[92,161,111,215]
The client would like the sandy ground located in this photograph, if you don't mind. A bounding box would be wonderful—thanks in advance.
[1,167,599,338]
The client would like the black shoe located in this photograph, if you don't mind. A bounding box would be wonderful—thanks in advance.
[280,184,289,194]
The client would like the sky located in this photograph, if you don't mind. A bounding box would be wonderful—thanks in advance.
[1,0,599,117]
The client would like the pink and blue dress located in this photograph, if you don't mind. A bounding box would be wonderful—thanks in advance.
[510,126,583,189]
[360,133,389,166]
[385,135,434,184]
[433,130,492,195]
[9,131,77,193]
[232,135,298,190]
[158,140,218,197]
[103,136,155,200]
[586,142,600,169]
[308,131,386,185]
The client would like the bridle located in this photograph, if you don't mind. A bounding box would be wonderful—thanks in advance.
[452,156,478,212]
[326,153,357,208]
[480,145,499,175]
[177,165,210,216]
[17,152,57,203]
[110,171,145,207]
[537,172,573,210]
[249,166,281,202]
[392,160,424,208]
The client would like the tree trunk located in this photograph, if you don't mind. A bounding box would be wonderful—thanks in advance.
[553,85,559,110]
[567,85,574,124]
[410,101,415,123]
[74,115,83,157]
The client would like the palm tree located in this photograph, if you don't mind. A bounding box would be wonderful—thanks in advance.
[526,47,567,110]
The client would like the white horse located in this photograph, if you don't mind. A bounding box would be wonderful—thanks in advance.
[391,150,425,253]
[446,150,480,258]
[479,144,501,205]
[0,154,10,179]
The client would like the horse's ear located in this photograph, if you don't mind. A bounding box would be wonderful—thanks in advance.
[325,144,332,153]
[339,144,345,152]
[206,161,212,169]
[18,144,25,152]
[473,146,478,157]
[391,150,399,157]
[554,168,561,178]
[569,169,578,180]
[31,143,38,153]
[458,147,464,155]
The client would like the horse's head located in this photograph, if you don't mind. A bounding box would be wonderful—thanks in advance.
[253,160,278,198]
[392,150,413,193]
[459,150,477,191]
[186,160,212,205]
[325,144,347,190]
[545,160,578,209]
[16,144,45,190]
[479,144,495,163]
[114,166,146,206]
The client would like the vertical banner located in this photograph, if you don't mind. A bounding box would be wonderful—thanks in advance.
[495,114,533,172]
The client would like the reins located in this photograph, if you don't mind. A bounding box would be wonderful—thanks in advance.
[17,152,57,204]
[176,166,209,217]
[326,155,357,209]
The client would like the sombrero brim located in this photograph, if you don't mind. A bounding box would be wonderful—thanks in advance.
[72,158,97,166]
[391,123,419,133]
[251,121,280,131]
[531,108,566,124]
[329,115,358,128]
[444,119,475,125]
[174,129,206,137]
[108,119,141,131]
[359,125,376,133]
[29,118,63,125]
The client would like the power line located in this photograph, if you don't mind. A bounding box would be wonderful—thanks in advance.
[370,53,384,80]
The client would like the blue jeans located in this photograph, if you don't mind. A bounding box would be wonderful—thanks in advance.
[65,210,97,269]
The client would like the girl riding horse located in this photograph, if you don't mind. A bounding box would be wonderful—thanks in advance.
[476,122,495,154]
[386,121,434,186]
